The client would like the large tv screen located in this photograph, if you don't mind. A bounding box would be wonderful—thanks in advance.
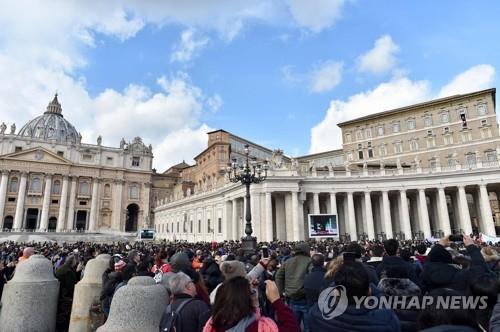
[139,229,155,240]
[308,214,338,238]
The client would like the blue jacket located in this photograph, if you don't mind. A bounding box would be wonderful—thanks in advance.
[308,303,401,332]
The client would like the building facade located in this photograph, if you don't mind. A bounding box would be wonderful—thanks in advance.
[154,89,500,242]
[0,95,166,233]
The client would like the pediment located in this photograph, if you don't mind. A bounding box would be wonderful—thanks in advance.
[1,147,72,165]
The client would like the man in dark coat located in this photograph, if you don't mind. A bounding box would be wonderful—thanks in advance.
[376,239,420,286]
[55,255,80,332]
[303,253,326,307]
[421,234,489,292]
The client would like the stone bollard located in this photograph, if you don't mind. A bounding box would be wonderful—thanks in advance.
[0,254,59,332]
[69,254,111,332]
[96,276,167,332]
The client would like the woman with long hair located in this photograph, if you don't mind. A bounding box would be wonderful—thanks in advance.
[203,277,300,332]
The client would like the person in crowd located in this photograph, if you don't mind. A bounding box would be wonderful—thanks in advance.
[304,253,326,307]
[160,271,211,332]
[275,242,312,332]
[278,247,292,265]
[151,250,171,281]
[376,239,420,287]
[469,274,499,331]
[421,234,489,292]
[201,255,223,293]
[414,243,427,275]
[482,246,500,273]
[258,258,279,317]
[55,254,81,332]
[345,242,379,285]
[203,277,300,332]
[308,261,401,331]
[100,258,124,319]
[171,251,211,305]
[417,288,478,331]
[193,249,203,271]
[18,246,34,263]
[366,244,384,269]
[127,249,141,271]
[114,263,136,294]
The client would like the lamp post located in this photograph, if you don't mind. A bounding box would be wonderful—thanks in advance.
[227,144,269,253]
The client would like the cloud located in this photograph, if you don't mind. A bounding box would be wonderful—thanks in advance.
[281,65,302,85]
[286,0,345,32]
[153,124,214,172]
[438,64,495,97]
[310,64,496,153]
[309,61,343,93]
[206,94,223,112]
[310,77,431,153]
[170,29,209,63]
[357,35,400,75]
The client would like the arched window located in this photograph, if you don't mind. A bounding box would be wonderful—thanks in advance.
[129,184,139,199]
[104,184,111,197]
[52,180,61,195]
[31,177,41,193]
[9,177,18,193]
[80,181,89,195]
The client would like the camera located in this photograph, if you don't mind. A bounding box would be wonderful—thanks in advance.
[261,246,269,259]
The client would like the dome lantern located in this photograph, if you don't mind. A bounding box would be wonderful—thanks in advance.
[45,93,62,115]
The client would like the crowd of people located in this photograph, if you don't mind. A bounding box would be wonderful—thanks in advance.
[1,235,500,331]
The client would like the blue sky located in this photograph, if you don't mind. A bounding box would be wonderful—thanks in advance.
[0,1,499,169]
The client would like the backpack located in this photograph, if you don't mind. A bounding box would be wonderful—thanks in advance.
[160,298,193,332]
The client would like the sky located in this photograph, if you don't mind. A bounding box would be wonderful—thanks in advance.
[0,1,499,170]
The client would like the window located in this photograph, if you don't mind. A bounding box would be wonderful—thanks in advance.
[424,115,433,127]
[458,108,467,128]
[476,103,487,116]
[346,152,353,161]
[132,157,140,167]
[486,151,498,162]
[443,127,450,134]
[198,220,201,233]
[358,150,364,160]
[368,149,374,158]
[177,222,179,233]
[30,177,41,193]
[82,154,93,161]
[207,219,211,233]
[365,128,372,139]
[440,111,449,123]
[357,143,363,149]
[379,145,387,156]
[355,129,363,140]
[447,157,456,167]
[52,180,61,195]
[57,151,64,157]
[104,184,111,197]
[426,137,436,148]
[345,133,352,143]
[466,153,477,165]
[394,141,403,154]
[79,181,89,195]
[218,218,222,233]
[426,129,433,136]
[15,146,22,152]
[7,197,15,202]
[106,157,113,165]
[79,201,87,206]
[377,126,384,136]
[392,122,400,133]
[481,119,488,127]
[190,220,193,233]
[461,131,472,142]
[481,128,492,139]
[444,135,453,145]
[9,177,18,193]
[409,139,418,151]
[407,118,416,130]
[51,199,59,204]
[129,184,139,199]
[429,158,437,169]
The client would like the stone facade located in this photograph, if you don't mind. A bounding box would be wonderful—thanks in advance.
[154,89,500,241]
[0,95,171,233]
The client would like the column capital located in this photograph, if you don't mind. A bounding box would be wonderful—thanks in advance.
[62,175,69,181]
[1,169,9,176]
[113,178,125,184]
[418,188,426,193]
[20,171,29,177]
[45,173,53,179]
[92,177,101,183]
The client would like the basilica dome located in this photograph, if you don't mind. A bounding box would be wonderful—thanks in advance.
[18,94,80,144]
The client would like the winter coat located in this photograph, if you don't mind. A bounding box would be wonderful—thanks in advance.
[166,293,211,332]
[378,277,421,332]
[308,304,401,332]
[421,244,489,292]
[201,259,223,293]
[376,256,420,287]
[275,254,311,300]
[303,266,326,307]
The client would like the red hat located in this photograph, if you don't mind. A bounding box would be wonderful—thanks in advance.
[114,260,127,271]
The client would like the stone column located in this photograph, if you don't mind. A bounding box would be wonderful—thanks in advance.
[112,179,124,231]
[329,192,337,215]
[265,192,273,242]
[479,184,496,236]
[364,191,375,240]
[292,191,300,241]
[232,198,238,240]
[88,178,100,232]
[39,174,53,231]
[381,190,393,238]
[66,176,77,230]
[437,187,452,235]
[417,189,432,238]
[399,189,412,238]
[0,170,9,228]
[347,192,358,240]
[56,175,69,232]
[69,254,111,332]
[143,183,151,228]
[457,186,473,235]
[0,255,59,331]
[313,192,320,214]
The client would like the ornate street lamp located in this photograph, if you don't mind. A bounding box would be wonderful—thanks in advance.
[227,144,269,253]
